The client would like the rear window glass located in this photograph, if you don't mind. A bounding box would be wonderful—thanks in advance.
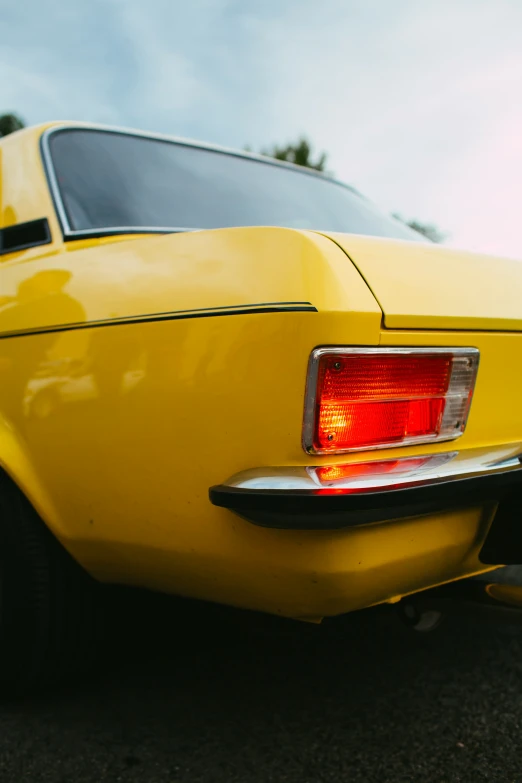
[48,128,424,242]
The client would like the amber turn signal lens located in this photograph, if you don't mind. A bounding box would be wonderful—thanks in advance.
[303,348,479,454]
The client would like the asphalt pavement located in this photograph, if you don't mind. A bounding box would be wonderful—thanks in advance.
[1,590,522,783]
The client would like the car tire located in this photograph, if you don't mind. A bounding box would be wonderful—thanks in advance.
[0,470,103,696]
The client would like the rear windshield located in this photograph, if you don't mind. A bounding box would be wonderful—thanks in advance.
[47,128,424,241]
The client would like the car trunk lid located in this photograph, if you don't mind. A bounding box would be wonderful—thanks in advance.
[321,232,522,332]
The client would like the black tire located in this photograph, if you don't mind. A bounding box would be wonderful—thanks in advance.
[0,470,103,696]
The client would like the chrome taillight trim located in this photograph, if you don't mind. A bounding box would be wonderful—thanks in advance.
[302,346,480,455]
[218,445,521,494]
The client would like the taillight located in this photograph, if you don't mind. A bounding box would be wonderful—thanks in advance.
[303,347,479,454]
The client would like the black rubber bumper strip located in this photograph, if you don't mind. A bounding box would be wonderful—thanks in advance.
[209,465,522,531]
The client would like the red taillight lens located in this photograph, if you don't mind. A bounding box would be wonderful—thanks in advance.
[304,348,479,454]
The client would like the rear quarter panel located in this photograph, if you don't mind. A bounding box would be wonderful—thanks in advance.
[1,227,520,619]
[0,226,380,552]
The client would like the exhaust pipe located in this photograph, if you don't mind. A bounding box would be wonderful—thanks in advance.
[398,568,522,631]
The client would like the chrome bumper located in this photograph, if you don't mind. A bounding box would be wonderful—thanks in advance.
[209,446,522,549]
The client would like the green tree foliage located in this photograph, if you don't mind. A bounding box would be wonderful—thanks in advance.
[393,214,446,243]
[261,137,328,172]
[0,113,25,138]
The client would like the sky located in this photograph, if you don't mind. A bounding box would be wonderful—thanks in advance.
[2,0,522,259]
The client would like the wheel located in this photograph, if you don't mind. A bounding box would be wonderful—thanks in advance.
[0,471,103,696]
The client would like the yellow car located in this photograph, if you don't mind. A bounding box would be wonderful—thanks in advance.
[0,122,521,693]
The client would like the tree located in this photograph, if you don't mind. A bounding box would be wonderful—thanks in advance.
[0,113,25,138]
[393,214,446,243]
[261,137,328,172]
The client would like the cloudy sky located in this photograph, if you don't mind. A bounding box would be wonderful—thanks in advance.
[2,0,522,259]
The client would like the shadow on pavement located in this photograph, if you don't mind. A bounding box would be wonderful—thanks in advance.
[2,590,522,782]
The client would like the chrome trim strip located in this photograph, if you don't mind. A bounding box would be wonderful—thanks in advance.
[65,227,201,239]
[302,346,480,455]
[489,453,522,469]
[219,446,522,494]
[40,130,72,235]
[41,121,342,181]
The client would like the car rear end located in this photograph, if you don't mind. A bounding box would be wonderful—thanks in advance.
[209,232,522,620]
[28,126,522,623]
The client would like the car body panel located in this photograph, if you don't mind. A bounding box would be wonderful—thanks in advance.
[1,123,521,621]
[2,313,520,619]
[0,124,62,240]
[0,227,381,337]
[324,232,522,332]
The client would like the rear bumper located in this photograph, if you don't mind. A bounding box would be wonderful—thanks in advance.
[210,448,522,561]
